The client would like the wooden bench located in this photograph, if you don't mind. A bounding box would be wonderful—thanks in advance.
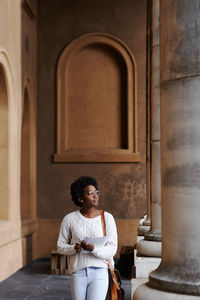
[51,250,68,275]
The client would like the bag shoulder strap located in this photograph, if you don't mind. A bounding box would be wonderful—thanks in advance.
[100,210,120,291]
[101,210,106,236]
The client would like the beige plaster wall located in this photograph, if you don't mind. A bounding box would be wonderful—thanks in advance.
[0,239,23,282]
[37,0,147,255]
[0,0,22,282]
[0,1,21,220]
[0,0,38,282]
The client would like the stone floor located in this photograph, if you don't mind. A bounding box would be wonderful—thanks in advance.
[0,260,131,300]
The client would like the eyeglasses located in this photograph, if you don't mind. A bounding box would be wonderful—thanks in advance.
[84,190,100,196]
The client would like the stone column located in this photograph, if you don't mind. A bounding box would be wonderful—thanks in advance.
[133,0,200,298]
[145,0,161,243]
[137,0,152,237]
[137,0,161,256]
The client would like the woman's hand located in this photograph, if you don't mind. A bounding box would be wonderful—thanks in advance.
[74,243,82,253]
[81,240,94,252]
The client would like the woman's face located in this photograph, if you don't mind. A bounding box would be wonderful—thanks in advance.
[81,185,99,208]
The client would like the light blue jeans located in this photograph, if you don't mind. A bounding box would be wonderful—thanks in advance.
[70,267,109,300]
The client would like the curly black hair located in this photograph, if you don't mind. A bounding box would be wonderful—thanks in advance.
[70,176,98,207]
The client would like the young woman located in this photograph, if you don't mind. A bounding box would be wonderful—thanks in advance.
[57,176,118,300]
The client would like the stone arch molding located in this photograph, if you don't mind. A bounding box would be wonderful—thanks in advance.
[21,81,31,219]
[54,33,140,162]
[0,49,16,220]
[20,78,36,220]
[0,50,15,108]
[22,79,31,116]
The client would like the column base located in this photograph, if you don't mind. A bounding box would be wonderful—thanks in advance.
[137,236,144,243]
[134,253,161,278]
[133,283,200,300]
[143,217,151,226]
[137,225,151,236]
[136,239,161,257]
[145,231,161,242]
[149,262,200,296]
[131,279,148,299]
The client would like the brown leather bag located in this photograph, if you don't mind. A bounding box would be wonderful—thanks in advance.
[101,211,125,300]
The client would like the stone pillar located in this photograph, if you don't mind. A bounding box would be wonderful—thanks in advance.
[137,0,161,256]
[131,5,161,297]
[137,0,152,237]
[133,0,200,298]
[145,0,161,243]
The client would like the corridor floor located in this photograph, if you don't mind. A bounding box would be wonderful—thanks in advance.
[0,260,131,300]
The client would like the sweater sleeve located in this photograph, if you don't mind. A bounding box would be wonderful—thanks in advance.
[92,213,118,259]
[57,216,76,256]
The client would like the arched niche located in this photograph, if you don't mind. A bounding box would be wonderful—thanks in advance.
[54,33,140,162]
[0,64,8,220]
[20,87,31,219]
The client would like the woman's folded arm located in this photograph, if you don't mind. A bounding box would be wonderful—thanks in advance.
[57,218,76,256]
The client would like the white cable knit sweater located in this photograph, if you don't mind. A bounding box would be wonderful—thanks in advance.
[57,210,118,274]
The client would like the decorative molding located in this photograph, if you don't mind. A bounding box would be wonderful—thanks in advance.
[0,50,15,221]
[22,0,36,21]
[54,33,140,163]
